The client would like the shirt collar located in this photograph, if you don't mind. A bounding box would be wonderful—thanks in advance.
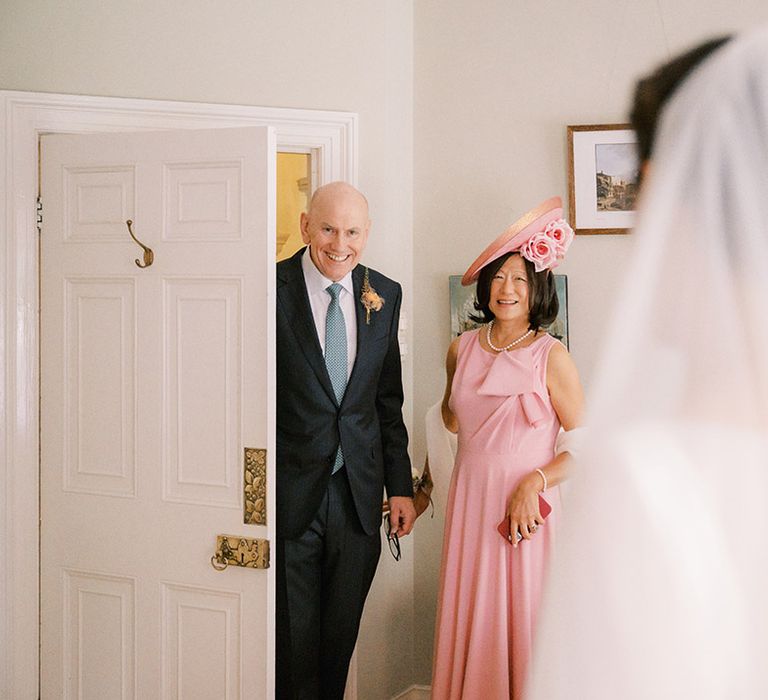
[301,247,354,299]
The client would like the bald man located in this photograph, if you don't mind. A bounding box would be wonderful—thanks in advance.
[275,182,416,699]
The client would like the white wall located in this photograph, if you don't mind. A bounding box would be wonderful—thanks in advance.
[0,2,414,698]
[411,0,768,686]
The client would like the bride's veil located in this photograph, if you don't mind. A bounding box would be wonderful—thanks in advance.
[529,27,768,699]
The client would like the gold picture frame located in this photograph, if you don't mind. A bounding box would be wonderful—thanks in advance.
[567,123,639,235]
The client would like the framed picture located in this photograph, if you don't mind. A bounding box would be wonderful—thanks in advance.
[449,276,480,338]
[449,275,569,348]
[567,124,639,235]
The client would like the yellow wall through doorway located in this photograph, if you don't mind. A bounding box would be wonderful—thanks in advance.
[276,152,310,261]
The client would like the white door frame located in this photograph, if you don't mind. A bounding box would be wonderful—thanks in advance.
[0,90,357,699]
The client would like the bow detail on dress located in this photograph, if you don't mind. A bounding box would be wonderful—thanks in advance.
[477,350,548,427]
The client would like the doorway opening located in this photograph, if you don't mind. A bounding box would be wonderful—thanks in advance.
[0,89,357,699]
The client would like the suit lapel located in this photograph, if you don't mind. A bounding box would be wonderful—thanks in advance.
[277,249,338,405]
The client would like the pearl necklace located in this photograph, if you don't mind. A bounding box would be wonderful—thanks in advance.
[486,320,534,352]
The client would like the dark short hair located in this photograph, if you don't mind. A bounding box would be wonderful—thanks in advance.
[470,252,558,330]
[631,37,730,165]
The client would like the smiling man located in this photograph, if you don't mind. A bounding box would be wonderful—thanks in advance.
[275,182,416,699]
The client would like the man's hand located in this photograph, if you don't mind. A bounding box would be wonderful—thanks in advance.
[388,496,417,537]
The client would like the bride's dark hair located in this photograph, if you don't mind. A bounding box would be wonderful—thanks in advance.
[631,36,730,168]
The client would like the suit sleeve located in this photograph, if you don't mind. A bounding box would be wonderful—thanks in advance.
[376,284,414,498]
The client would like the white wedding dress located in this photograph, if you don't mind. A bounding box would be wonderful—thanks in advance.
[529,27,768,699]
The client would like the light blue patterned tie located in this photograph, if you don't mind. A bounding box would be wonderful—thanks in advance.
[325,283,347,473]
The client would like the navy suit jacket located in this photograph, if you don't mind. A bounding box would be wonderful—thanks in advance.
[276,248,412,538]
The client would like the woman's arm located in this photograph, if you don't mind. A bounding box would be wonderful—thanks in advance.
[536,341,585,488]
[506,342,584,544]
[441,337,461,433]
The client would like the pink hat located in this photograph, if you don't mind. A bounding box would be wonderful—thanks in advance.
[461,196,574,286]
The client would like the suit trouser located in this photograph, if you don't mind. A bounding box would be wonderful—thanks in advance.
[276,467,381,700]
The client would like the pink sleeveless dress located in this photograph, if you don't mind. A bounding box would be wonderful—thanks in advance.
[431,329,562,700]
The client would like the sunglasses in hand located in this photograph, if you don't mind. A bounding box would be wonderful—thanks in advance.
[384,516,401,561]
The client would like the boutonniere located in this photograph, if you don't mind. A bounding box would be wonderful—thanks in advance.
[360,267,385,324]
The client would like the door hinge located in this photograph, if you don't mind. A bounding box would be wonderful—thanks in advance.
[36,196,42,235]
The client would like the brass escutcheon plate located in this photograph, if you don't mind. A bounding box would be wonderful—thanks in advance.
[244,447,267,525]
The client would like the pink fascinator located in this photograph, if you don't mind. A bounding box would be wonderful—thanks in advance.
[461,197,574,286]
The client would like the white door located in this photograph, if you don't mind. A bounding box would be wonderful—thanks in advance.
[40,127,276,699]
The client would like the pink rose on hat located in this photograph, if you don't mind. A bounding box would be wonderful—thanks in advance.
[521,231,559,272]
[461,197,575,285]
[544,218,574,256]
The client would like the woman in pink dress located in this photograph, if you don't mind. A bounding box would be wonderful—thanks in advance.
[431,197,584,700]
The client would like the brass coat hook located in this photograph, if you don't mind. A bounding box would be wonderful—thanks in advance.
[125,220,154,268]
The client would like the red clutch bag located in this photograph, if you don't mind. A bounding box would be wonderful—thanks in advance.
[497,494,552,545]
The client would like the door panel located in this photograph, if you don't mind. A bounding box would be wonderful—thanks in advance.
[41,127,276,699]
[65,278,137,496]
[163,279,242,505]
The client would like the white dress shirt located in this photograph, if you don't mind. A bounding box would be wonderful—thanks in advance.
[301,247,357,379]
